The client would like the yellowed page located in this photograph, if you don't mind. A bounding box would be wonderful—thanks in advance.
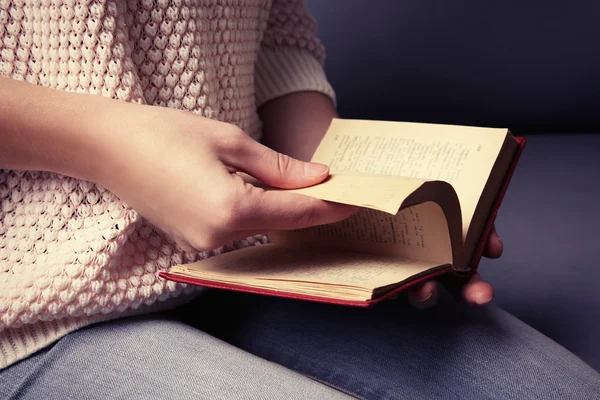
[312,119,509,240]
[285,173,429,215]
[169,244,440,297]
[270,201,453,266]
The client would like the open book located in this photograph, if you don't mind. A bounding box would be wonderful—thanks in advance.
[159,119,526,306]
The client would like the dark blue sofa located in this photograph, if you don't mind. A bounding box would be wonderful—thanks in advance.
[306,0,600,372]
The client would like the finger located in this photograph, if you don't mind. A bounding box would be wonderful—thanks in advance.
[225,135,331,189]
[408,281,439,309]
[462,274,494,305]
[239,186,358,231]
[483,225,503,259]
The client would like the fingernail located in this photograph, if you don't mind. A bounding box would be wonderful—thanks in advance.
[410,292,436,309]
[305,163,329,178]
[418,292,433,303]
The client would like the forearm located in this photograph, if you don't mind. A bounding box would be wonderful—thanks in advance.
[259,91,337,162]
[0,78,113,181]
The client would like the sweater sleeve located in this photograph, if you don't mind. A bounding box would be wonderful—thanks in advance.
[254,0,336,108]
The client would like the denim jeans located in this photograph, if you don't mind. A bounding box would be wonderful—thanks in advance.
[2,289,600,399]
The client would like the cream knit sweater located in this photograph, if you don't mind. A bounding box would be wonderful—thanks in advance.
[0,0,335,369]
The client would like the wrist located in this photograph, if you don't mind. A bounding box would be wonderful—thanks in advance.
[54,94,121,184]
[0,78,120,184]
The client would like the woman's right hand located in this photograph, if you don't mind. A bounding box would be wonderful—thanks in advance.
[90,101,357,252]
[1,79,356,252]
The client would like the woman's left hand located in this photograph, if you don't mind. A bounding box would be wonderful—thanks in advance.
[408,226,503,308]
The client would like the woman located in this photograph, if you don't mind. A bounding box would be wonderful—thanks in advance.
[1,1,599,398]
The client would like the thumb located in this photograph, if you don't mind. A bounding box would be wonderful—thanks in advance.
[229,139,331,189]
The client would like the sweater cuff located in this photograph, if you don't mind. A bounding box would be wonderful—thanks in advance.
[254,47,337,109]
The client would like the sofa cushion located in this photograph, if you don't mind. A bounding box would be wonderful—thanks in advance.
[477,133,600,371]
[306,1,600,129]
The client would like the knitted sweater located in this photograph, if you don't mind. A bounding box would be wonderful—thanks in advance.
[0,0,335,369]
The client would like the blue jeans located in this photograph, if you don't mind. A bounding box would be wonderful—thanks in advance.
[2,289,600,399]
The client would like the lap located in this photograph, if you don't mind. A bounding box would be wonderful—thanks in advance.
[3,289,600,400]
[179,289,600,400]
[0,314,351,400]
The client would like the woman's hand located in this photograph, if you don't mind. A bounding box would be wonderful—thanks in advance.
[94,103,357,252]
[0,79,356,252]
[408,227,502,307]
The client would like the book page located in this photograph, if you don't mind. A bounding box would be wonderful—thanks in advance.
[270,201,453,266]
[282,173,430,215]
[170,244,440,292]
[312,119,510,240]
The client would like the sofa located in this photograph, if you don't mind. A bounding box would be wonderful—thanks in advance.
[306,0,600,372]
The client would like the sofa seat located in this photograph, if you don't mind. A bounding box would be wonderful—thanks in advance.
[480,133,600,371]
